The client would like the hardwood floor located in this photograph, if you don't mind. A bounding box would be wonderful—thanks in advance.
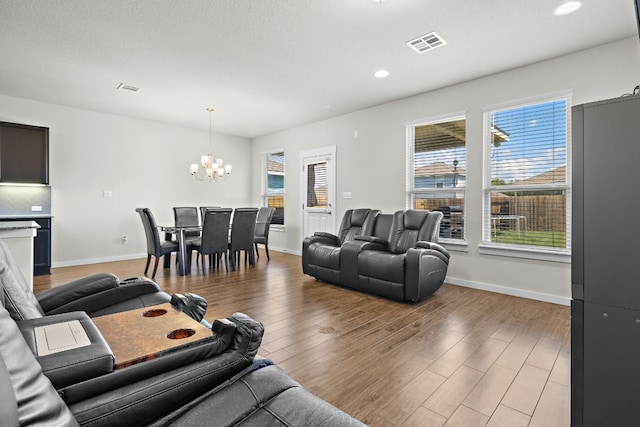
[34,251,571,427]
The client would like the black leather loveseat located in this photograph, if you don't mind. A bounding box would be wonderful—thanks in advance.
[303,209,450,302]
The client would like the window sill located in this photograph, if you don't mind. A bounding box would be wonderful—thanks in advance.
[478,243,570,263]
[439,240,468,253]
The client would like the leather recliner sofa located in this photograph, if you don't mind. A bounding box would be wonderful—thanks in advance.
[0,246,364,426]
[302,209,450,303]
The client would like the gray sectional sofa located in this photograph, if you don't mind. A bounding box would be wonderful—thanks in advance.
[0,240,364,426]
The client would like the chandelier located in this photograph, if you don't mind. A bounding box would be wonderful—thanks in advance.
[189,108,232,181]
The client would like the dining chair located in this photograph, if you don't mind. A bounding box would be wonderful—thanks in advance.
[228,208,258,271]
[191,208,232,273]
[174,207,200,237]
[254,207,276,260]
[135,208,179,278]
[199,206,221,224]
[173,206,201,263]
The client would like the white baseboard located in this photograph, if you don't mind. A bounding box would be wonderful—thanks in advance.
[267,246,301,256]
[446,276,570,306]
[52,253,146,268]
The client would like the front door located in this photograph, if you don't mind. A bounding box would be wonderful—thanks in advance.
[301,146,336,239]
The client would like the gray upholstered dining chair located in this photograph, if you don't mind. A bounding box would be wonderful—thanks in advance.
[254,207,276,260]
[199,206,221,224]
[228,208,258,271]
[173,206,201,264]
[191,208,232,273]
[173,207,201,240]
[136,208,179,278]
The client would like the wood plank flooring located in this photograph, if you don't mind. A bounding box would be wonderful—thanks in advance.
[34,251,571,427]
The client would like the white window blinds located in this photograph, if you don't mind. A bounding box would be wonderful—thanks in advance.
[408,116,466,241]
[484,98,569,250]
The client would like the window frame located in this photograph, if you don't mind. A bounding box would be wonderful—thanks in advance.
[262,150,285,230]
[480,92,572,262]
[406,111,468,246]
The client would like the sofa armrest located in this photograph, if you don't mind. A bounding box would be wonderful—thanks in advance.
[41,278,167,316]
[415,241,450,261]
[36,273,121,312]
[405,246,450,302]
[17,312,114,389]
[313,231,339,241]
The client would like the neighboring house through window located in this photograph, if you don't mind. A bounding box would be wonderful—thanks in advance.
[407,114,466,241]
[483,93,570,256]
[264,151,285,226]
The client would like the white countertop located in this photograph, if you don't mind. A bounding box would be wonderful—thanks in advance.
[0,221,41,231]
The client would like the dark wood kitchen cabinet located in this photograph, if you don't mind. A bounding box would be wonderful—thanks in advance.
[0,217,51,275]
[0,121,49,184]
[33,217,51,275]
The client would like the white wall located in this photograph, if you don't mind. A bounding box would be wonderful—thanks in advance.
[1,37,638,303]
[251,37,640,305]
[0,95,252,266]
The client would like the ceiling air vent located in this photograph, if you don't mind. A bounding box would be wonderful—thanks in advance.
[406,32,446,54]
[116,83,140,93]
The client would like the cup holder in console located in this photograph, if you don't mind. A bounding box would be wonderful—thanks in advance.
[166,328,196,339]
[141,309,167,317]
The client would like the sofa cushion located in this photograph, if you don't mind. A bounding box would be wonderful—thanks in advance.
[308,243,341,270]
[0,299,79,426]
[358,250,405,284]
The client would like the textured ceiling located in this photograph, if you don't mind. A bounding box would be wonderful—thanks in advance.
[0,0,637,138]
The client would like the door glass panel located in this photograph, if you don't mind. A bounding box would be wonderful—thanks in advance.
[306,161,328,208]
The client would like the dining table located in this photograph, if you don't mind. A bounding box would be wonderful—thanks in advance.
[160,225,202,276]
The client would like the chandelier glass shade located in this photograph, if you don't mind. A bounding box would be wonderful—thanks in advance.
[189,108,232,181]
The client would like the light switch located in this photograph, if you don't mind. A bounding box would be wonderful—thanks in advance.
[103,190,113,198]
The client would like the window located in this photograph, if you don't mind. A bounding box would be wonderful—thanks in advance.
[483,96,570,253]
[407,115,466,241]
[264,151,285,226]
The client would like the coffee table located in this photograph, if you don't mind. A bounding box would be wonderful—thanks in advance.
[92,303,213,369]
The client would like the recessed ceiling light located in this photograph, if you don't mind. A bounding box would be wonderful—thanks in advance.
[372,0,386,3]
[553,1,583,16]
[374,69,390,78]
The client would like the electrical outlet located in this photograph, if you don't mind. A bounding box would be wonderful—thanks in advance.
[103,190,113,198]
[31,205,43,212]
[342,192,353,199]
